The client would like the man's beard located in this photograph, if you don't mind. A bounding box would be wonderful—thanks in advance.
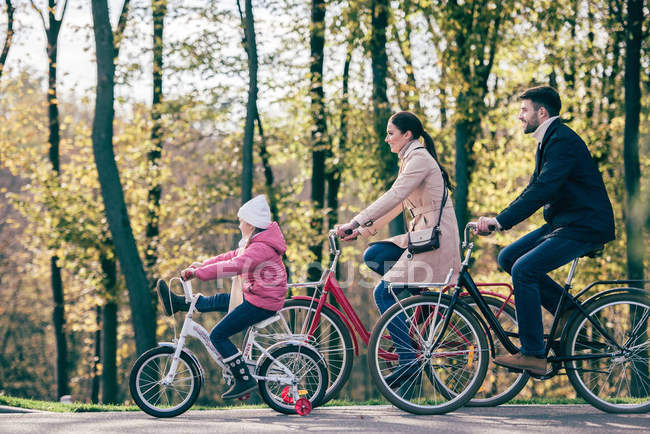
[523,123,537,134]
[523,116,540,134]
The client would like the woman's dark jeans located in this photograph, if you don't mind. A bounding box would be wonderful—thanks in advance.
[364,242,417,365]
[196,294,275,359]
[497,225,602,357]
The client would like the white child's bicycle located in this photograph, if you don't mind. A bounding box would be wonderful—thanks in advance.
[129,277,328,417]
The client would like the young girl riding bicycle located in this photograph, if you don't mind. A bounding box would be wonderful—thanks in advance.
[156,194,288,400]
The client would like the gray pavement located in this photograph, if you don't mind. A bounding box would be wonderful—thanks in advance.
[0,404,648,433]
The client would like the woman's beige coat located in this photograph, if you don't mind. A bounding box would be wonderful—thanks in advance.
[354,140,461,284]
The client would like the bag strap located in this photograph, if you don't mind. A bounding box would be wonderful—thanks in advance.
[434,185,448,229]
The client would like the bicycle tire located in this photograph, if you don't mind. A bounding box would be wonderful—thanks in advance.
[257,344,329,414]
[464,296,529,406]
[129,346,201,418]
[367,294,489,415]
[243,298,354,404]
[564,292,650,413]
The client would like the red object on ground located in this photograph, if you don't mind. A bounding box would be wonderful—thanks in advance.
[295,398,312,416]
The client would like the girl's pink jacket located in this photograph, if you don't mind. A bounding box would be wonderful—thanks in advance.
[194,222,288,311]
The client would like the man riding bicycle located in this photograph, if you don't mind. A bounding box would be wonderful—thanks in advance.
[477,85,615,375]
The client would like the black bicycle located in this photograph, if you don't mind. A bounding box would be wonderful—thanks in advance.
[367,222,650,415]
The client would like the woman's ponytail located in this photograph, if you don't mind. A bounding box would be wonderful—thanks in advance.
[422,130,453,191]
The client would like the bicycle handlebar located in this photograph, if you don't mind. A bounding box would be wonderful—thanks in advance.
[463,222,496,248]
[328,229,339,253]
[179,277,194,301]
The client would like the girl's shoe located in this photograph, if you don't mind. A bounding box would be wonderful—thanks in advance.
[222,353,258,399]
[156,279,190,316]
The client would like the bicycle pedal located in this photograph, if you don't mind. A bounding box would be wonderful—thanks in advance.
[237,393,251,401]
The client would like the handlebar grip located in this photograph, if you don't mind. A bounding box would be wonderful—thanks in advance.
[488,224,496,231]
[344,229,353,235]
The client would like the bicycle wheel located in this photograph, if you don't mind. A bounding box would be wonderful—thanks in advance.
[243,298,353,404]
[464,296,529,406]
[129,346,201,418]
[564,292,650,413]
[257,344,329,414]
[367,294,489,415]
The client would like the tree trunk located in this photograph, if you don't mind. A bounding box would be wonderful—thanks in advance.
[40,0,69,400]
[454,119,471,234]
[392,0,422,114]
[623,0,644,282]
[371,0,403,236]
[446,2,502,236]
[254,112,291,282]
[308,0,327,282]
[0,0,15,79]
[90,0,156,355]
[254,111,278,221]
[326,42,352,282]
[238,0,257,204]
[622,0,646,397]
[100,252,118,404]
[145,0,166,310]
[90,305,101,404]
[50,257,68,399]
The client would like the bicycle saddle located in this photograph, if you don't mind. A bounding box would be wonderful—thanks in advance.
[582,247,604,258]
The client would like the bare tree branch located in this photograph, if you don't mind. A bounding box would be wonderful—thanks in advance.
[0,0,15,78]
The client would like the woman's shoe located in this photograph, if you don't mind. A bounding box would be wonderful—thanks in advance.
[384,362,421,388]
[156,279,190,316]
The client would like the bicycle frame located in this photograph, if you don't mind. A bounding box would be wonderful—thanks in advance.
[289,231,516,357]
[444,223,645,366]
[161,278,306,394]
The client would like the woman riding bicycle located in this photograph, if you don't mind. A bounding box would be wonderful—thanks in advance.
[336,111,461,386]
[156,194,288,399]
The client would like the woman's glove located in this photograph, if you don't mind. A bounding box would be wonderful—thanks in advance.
[190,261,203,268]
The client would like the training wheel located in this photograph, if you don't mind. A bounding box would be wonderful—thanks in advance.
[295,398,312,416]
[281,386,294,404]
[237,393,251,401]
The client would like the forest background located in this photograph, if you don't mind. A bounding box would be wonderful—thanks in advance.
[0,0,648,406]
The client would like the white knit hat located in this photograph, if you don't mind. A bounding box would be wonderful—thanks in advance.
[237,195,272,229]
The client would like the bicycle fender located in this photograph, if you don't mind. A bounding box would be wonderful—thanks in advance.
[559,287,650,346]
[255,341,327,369]
[581,287,650,308]
[291,296,361,356]
[158,342,205,385]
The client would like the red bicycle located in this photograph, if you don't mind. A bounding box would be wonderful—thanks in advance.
[245,230,528,405]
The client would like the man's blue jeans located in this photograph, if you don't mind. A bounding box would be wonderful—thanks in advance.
[196,294,275,359]
[364,242,417,364]
[497,225,602,357]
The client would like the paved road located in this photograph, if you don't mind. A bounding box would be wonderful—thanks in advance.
[1,405,649,433]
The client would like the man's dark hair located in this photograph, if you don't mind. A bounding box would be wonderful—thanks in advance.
[519,85,561,117]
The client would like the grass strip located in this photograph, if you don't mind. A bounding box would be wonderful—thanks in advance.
[2,394,611,413]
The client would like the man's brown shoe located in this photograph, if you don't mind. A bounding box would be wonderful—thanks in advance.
[493,353,547,375]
